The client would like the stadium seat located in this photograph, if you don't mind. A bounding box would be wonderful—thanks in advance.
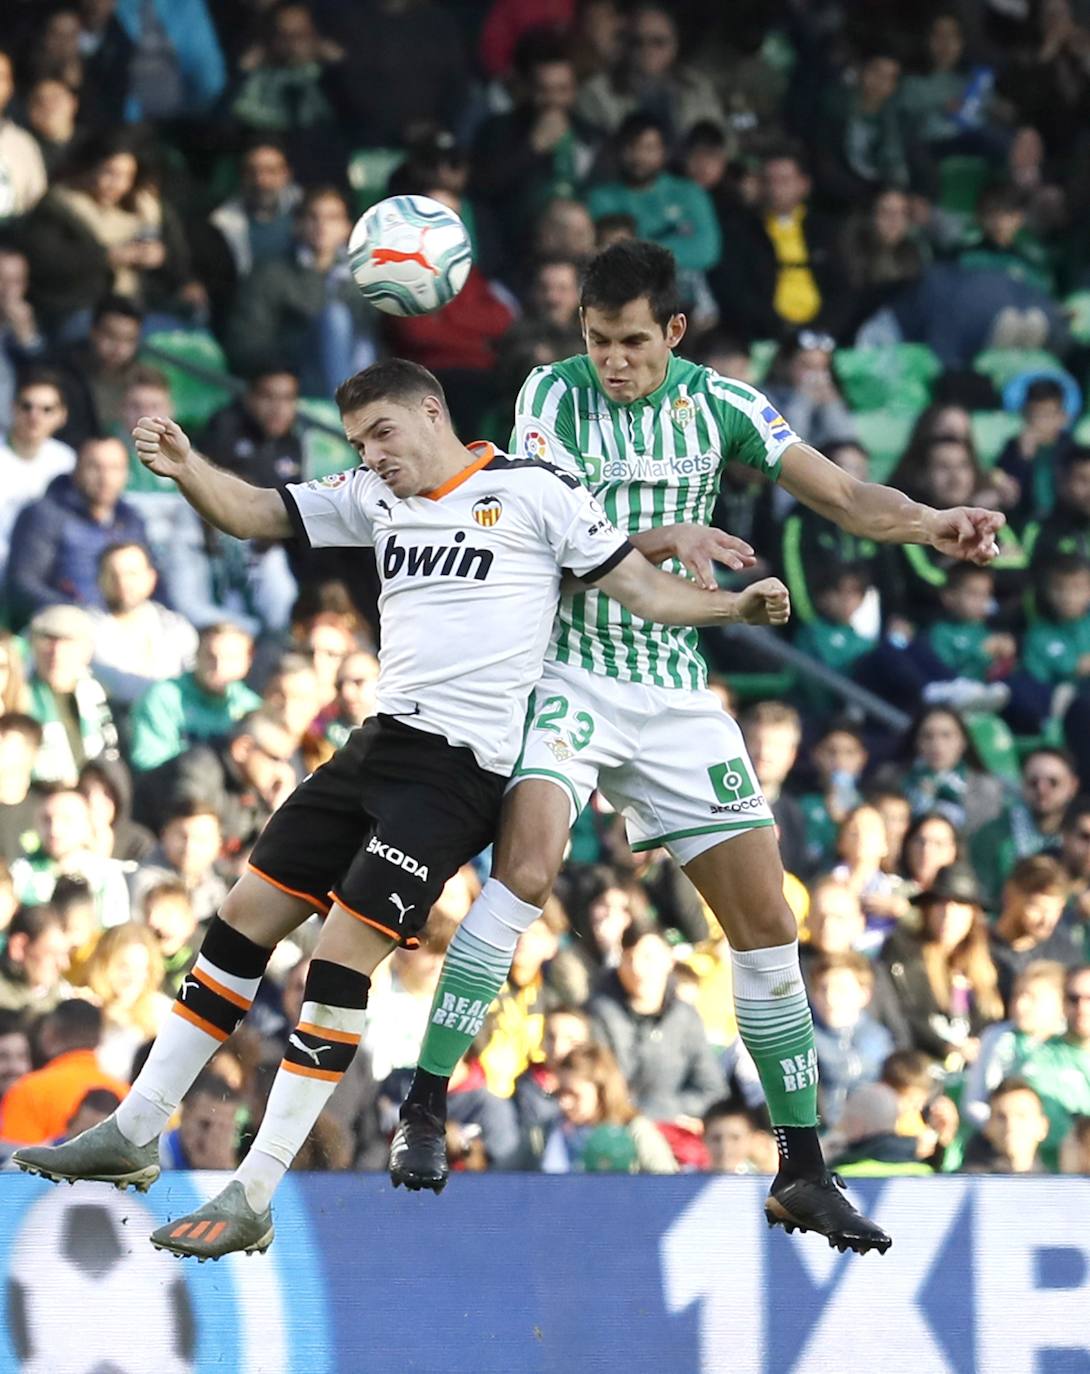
[298,397,356,478]
[973,347,1065,393]
[749,340,777,383]
[964,711,1021,783]
[1075,412,1090,446]
[724,670,797,703]
[851,410,918,482]
[970,410,1021,467]
[142,329,234,430]
[346,147,404,213]
[937,154,993,217]
[834,343,941,415]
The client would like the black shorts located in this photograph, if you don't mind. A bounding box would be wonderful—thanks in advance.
[247,714,505,946]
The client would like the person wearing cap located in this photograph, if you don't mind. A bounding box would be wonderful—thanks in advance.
[25,603,118,788]
[877,862,1005,1070]
[6,435,151,628]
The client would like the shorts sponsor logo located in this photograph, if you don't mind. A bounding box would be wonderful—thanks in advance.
[366,835,429,881]
[523,429,548,461]
[472,495,503,527]
[710,795,767,814]
[708,757,756,804]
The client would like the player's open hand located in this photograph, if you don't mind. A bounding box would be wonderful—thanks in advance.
[132,415,192,480]
[927,506,1005,565]
[734,577,790,626]
[672,523,757,588]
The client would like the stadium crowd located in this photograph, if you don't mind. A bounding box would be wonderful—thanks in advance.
[0,0,1089,1180]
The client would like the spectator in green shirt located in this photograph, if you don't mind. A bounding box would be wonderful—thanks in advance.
[128,620,260,774]
[793,564,876,718]
[798,718,868,872]
[994,378,1077,528]
[970,747,1081,909]
[924,563,1015,684]
[586,113,721,273]
[956,183,1055,297]
[1024,556,1090,690]
[1019,964,1090,1167]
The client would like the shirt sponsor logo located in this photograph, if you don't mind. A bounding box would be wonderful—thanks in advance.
[472,495,503,527]
[760,405,794,443]
[593,452,718,482]
[381,531,494,582]
[365,835,429,881]
[523,429,548,461]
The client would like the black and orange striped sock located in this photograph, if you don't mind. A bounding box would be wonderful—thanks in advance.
[115,917,272,1146]
[235,960,369,1212]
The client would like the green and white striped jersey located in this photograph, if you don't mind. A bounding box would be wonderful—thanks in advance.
[512,352,799,689]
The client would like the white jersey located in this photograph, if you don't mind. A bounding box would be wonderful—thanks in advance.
[283,442,631,774]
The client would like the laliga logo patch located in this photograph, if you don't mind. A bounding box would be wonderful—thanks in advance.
[672,395,695,429]
[760,404,793,441]
[312,470,349,489]
[473,495,503,527]
[523,429,548,461]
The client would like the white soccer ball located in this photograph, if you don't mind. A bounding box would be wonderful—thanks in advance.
[348,194,473,317]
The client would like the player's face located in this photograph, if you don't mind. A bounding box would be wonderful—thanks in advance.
[342,398,446,497]
[582,298,685,404]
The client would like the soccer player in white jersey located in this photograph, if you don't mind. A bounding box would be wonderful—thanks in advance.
[12,358,791,1260]
[395,242,1005,1254]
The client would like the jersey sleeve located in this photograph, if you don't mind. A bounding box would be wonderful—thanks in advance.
[704,373,799,479]
[281,469,375,548]
[534,470,632,582]
[510,366,584,481]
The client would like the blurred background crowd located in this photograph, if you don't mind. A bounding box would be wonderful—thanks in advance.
[0,0,1089,1180]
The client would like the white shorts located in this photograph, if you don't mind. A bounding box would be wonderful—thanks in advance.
[511,662,775,865]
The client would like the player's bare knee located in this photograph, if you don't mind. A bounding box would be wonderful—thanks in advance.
[493,851,557,908]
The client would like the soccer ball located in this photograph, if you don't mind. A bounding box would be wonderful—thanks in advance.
[348,194,472,317]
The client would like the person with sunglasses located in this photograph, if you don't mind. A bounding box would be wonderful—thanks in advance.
[0,369,74,574]
[970,747,1081,910]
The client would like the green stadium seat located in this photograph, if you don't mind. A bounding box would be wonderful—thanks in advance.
[1065,290,1090,346]
[964,711,1021,784]
[346,147,404,213]
[749,340,777,383]
[834,343,941,414]
[937,154,993,217]
[1074,412,1090,446]
[973,347,1064,392]
[141,329,233,430]
[298,397,356,478]
[851,410,918,482]
[970,410,1021,467]
[723,670,797,704]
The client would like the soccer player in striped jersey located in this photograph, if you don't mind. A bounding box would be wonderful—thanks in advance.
[396,241,1005,1255]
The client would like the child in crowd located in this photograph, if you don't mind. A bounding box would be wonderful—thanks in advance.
[923,563,1016,684]
[995,377,1077,527]
[798,718,868,872]
[809,952,895,1129]
[1023,556,1090,702]
[793,564,877,717]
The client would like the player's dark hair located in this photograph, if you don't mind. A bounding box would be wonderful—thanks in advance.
[335,358,449,418]
[1025,377,1065,407]
[580,239,681,330]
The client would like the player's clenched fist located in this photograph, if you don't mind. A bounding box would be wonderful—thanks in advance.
[734,577,791,626]
[131,415,192,480]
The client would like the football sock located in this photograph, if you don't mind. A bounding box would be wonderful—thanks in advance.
[730,940,825,1179]
[115,917,272,1147]
[235,959,368,1213]
[410,879,541,1098]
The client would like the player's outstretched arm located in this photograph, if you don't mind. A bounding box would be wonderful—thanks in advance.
[779,441,1005,565]
[132,415,292,541]
[596,549,790,627]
